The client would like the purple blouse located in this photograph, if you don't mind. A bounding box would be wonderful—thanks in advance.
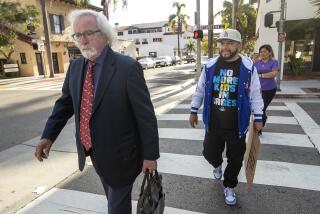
[254,59,278,91]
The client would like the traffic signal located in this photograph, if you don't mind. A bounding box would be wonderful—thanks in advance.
[193,30,203,40]
[264,13,273,27]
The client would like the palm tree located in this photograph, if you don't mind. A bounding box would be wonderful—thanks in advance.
[309,0,320,17]
[185,39,196,55]
[101,0,128,20]
[217,0,257,52]
[74,0,90,7]
[168,2,189,57]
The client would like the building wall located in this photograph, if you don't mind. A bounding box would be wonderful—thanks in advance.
[3,0,95,76]
[117,25,194,57]
[10,40,38,76]
[255,0,318,75]
[139,43,174,57]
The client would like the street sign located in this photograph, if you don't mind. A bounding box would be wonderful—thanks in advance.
[199,24,224,30]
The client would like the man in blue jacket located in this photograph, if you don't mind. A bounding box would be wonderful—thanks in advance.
[189,29,263,206]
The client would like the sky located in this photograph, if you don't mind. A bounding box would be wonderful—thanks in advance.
[90,0,248,27]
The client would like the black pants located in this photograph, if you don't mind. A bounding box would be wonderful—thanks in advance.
[262,88,277,127]
[203,130,246,188]
[88,149,133,214]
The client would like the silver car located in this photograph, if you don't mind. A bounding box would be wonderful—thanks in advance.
[138,57,156,69]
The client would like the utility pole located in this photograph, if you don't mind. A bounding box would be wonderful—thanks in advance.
[195,0,201,80]
[208,0,214,58]
[276,0,285,90]
[40,0,54,78]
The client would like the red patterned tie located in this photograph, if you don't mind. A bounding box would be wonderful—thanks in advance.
[80,60,95,151]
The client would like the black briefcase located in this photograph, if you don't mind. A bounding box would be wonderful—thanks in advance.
[137,170,165,214]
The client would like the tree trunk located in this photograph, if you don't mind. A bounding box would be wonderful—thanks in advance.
[232,0,237,29]
[177,19,181,57]
[103,1,110,19]
[40,0,54,77]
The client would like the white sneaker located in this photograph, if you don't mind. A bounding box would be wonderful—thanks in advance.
[213,165,222,180]
[224,187,236,206]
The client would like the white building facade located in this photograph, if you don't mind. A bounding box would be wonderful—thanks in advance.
[115,21,194,58]
[253,0,319,75]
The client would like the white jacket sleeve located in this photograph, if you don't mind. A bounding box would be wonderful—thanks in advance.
[249,66,264,122]
[190,66,206,114]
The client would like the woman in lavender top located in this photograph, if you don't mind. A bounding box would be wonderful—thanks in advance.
[254,44,278,134]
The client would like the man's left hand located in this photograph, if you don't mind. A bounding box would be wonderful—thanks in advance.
[254,122,263,132]
[142,160,157,173]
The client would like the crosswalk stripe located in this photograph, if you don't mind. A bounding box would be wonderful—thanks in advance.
[156,114,298,125]
[158,153,320,191]
[158,128,314,148]
[174,104,289,111]
[16,188,204,214]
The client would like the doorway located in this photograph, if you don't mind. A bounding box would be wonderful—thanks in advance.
[35,53,44,75]
[52,52,59,73]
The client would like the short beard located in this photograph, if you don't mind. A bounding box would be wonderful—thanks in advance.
[77,44,98,60]
[219,49,238,61]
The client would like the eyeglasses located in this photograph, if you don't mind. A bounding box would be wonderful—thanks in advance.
[71,30,101,41]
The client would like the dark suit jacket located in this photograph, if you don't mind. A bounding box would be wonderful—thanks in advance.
[42,48,159,187]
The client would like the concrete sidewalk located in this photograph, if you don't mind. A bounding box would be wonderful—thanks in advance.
[276,80,320,98]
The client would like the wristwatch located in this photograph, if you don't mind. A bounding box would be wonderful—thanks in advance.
[259,74,263,78]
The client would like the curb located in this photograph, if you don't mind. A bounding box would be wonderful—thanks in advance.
[275,94,320,99]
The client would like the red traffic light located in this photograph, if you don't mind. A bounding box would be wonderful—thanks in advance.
[193,30,203,39]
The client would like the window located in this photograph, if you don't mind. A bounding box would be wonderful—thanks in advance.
[128,30,132,34]
[49,14,64,34]
[153,38,162,42]
[142,38,148,44]
[20,53,27,64]
[266,0,272,2]
[135,39,140,45]
[117,32,123,36]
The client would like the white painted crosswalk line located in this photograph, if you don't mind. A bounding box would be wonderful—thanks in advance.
[159,128,314,148]
[156,114,298,125]
[17,188,204,214]
[286,102,320,152]
[158,153,320,191]
[174,104,289,111]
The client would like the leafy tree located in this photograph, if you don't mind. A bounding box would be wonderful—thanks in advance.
[217,0,257,53]
[168,2,190,57]
[200,36,219,56]
[101,0,128,20]
[72,0,90,8]
[0,2,39,62]
[185,38,196,55]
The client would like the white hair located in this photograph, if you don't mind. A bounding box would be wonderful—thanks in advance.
[68,9,116,45]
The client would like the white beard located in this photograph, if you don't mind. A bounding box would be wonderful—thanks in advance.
[77,44,98,60]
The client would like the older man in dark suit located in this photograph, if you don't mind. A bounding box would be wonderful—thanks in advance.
[34,9,159,214]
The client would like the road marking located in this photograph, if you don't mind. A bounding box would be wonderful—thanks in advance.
[158,153,320,191]
[158,128,314,148]
[156,114,298,125]
[17,188,204,214]
[174,104,289,111]
[286,102,320,152]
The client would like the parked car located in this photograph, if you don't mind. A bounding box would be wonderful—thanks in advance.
[194,55,219,71]
[138,57,156,69]
[171,56,182,65]
[155,56,172,67]
[183,55,196,63]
